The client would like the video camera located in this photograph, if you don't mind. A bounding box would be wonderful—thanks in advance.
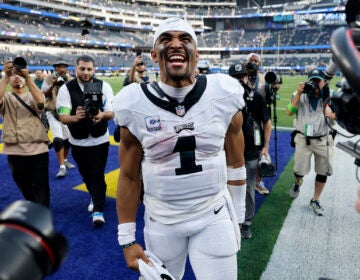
[83,81,103,117]
[0,200,68,280]
[264,71,282,105]
[258,154,275,177]
[328,25,360,170]
[229,62,258,80]
[329,26,360,135]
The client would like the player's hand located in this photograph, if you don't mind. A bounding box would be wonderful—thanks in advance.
[123,243,150,271]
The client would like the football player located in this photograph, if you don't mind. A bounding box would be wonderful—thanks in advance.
[113,17,246,279]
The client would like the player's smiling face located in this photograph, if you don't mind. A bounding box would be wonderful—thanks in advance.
[151,31,199,87]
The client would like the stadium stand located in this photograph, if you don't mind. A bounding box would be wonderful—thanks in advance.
[0,0,347,73]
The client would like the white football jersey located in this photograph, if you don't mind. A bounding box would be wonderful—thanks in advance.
[113,73,244,224]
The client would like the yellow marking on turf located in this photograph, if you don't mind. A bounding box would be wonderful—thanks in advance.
[109,135,120,146]
[73,168,120,198]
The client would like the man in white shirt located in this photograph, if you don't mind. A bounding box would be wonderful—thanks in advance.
[56,55,114,226]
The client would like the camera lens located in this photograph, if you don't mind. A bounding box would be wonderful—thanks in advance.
[57,77,65,87]
[304,81,317,94]
[0,201,68,279]
[13,57,27,69]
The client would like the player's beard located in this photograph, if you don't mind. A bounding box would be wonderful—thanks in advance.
[78,75,93,84]
[159,45,194,82]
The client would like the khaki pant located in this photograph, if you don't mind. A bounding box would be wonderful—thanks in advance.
[294,134,334,176]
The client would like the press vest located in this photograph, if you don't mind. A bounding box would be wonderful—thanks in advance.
[65,78,108,139]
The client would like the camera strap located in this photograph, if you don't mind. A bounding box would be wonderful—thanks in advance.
[11,93,49,131]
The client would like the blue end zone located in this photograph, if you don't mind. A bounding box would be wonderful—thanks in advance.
[0,119,292,279]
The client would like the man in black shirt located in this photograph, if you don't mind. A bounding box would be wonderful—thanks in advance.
[229,63,272,239]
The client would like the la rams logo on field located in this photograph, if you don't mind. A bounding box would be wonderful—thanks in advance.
[145,115,161,132]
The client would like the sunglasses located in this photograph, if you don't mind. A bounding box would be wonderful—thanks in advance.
[136,62,144,67]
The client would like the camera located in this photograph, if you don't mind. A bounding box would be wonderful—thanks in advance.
[303,81,317,96]
[258,154,275,177]
[329,26,360,135]
[228,63,248,78]
[0,200,68,280]
[13,57,27,70]
[264,71,282,105]
[265,71,282,85]
[55,74,66,87]
[83,81,103,117]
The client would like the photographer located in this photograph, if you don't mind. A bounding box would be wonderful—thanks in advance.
[286,69,336,216]
[0,59,50,207]
[246,52,271,195]
[123,52,153,86]
[41,60,75,178]
[56,55,114,227]
[229,63,272,239]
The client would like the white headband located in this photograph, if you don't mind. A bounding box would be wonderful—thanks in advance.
[153,17,197,48]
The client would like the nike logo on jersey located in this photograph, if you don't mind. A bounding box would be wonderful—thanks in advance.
[214,205,224,215]
[174,122,194,133]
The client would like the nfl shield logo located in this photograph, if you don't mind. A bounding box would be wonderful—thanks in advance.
[175,105,185,117]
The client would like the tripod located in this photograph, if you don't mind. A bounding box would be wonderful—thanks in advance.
[268,85,278,171]
[264,71,281,172]
[271,90,278,171]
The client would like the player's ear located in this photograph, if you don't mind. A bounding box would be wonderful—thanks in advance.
[150,50,158,63]
[195,50,199,65]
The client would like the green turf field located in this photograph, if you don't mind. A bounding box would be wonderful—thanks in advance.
[102,75,341,129]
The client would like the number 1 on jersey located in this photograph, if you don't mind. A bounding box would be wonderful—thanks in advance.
[173,136,203,175]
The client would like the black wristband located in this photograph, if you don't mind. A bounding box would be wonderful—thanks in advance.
[120,241,136,249]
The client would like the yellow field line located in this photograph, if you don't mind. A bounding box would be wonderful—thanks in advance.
[73,168,120,198]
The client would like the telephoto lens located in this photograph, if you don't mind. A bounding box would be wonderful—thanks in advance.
[0,201,68,280]
[13,57,28,70]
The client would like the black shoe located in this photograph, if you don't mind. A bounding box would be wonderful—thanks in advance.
[241,225,253,239]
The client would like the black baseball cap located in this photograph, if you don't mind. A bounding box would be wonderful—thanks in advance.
[308,69,324,81]
[228,63,246,77]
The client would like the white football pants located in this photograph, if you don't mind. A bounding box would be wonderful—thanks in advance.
[143,197,239,280]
